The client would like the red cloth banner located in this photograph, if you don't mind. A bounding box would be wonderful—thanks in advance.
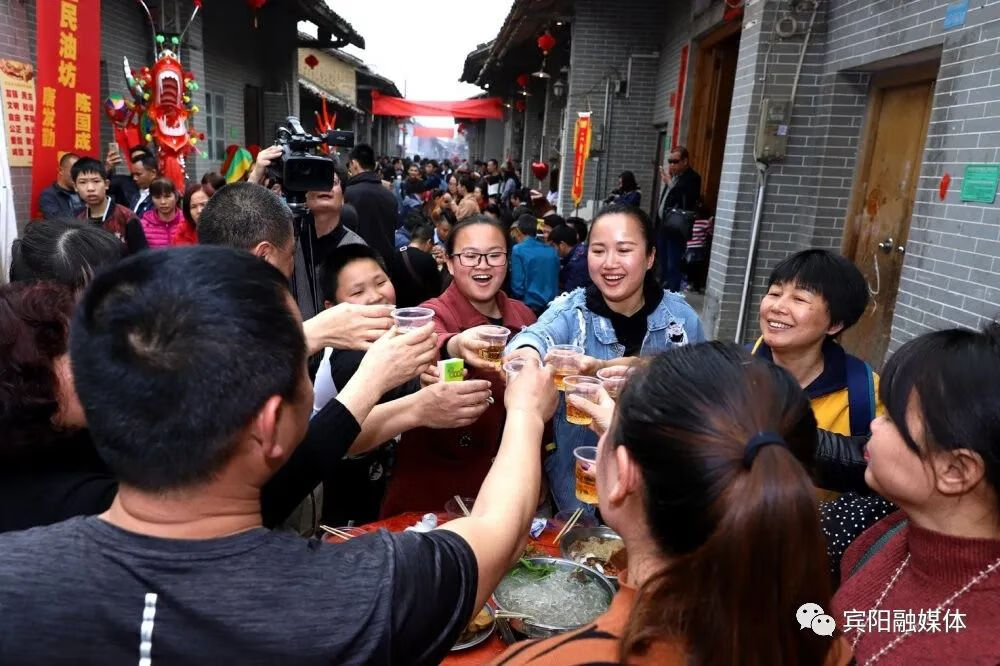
[412,126,455,139]
[672,44,689,150]
[371,90,503,120]
[571,112,592,207]
[30,0,101,219]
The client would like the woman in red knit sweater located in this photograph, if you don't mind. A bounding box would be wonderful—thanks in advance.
[834,323,1000,664]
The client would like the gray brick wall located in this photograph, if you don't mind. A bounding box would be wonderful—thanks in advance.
[558,0,669,217]
[520,79,545,183]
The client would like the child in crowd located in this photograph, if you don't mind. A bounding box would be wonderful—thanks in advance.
[140,178,184,249]
[70,157,148,254]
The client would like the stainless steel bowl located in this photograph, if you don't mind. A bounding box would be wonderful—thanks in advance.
[558,526,626,581]
[491,557,615,638]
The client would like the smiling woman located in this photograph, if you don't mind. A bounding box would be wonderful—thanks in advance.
[504,203,706,513]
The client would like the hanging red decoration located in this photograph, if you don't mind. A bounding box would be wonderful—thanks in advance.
[531,161,549,180]
[516,73,530,89]
[537,31,556,55]
[304,54,319,70]
[247,0,267,28]
[514,99,526,112]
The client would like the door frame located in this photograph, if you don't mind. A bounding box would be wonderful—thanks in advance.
[686,20,742,212]
[842,63,938,259]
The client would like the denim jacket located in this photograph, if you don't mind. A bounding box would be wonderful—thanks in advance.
[505,286,707,512]
[505,286,706,361]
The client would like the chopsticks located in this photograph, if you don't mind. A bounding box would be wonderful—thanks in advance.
[319,525,357,540]
[552,507,583,545]
[454,495,471,517]
[494,611,536,620]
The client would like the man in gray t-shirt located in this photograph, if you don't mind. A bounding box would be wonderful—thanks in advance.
[0,247,557,664]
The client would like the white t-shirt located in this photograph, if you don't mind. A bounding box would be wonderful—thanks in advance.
[311,347,339,417]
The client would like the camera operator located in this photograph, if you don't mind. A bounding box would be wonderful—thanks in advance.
[342,144,399,271]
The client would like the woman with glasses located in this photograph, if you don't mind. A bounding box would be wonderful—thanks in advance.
[379,215,537,515]
[505,203,706,513]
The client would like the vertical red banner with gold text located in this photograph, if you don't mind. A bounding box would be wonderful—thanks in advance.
[30,0,101,219]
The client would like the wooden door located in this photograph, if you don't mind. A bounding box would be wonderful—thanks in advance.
[687,25,740,213]
[840,77,935,367]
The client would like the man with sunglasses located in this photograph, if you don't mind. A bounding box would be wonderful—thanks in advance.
[509,214,561,316]
[656,146,702,291]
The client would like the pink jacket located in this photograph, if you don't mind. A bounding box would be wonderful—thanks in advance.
[139,208,183,249]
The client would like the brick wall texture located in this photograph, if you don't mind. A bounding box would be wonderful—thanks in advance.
[548,0,1000,365]
[1,0,298,228]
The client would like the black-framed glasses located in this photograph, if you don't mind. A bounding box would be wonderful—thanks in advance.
[452,251,508,267]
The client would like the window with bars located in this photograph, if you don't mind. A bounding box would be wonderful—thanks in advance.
[204,92,225,162]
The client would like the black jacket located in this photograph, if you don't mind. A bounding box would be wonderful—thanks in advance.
[659,168,702,217]
[343,171,398,271]
[38,183,84,219]
[814,429,869,493]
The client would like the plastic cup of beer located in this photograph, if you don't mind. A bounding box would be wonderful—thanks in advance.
[476,325,510,368]
[573,446,599,504]
[564,375,602,425]
[391,307,434,332]
[547,344,584,390]
[596,366,630,400]
[502,356,541,382]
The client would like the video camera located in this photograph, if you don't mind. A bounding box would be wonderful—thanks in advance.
[269,116,354,198]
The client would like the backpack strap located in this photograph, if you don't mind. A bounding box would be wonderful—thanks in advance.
[845,354,876,437]
[849,519,908,578]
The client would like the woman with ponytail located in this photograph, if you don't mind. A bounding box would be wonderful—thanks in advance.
[493,342,842,666]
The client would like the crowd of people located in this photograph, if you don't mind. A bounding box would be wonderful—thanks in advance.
[1,139,998,665]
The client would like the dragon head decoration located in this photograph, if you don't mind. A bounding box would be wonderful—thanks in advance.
[107,1,203,191]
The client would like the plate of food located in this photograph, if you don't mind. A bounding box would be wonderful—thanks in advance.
[451,605,495,651]
[492,557,615,639]
[559,526,628,581]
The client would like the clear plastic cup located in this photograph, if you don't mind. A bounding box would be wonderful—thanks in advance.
[391,306,434,331]
[476,325,510,368]
[502,356,542,382]
[596,366,630,400]
[572,446,599,504]
[547,344,585,390]
[564,375,602,426]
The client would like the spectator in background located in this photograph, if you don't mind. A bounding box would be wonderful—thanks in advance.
[499,161,520,208]
[447,174,459,198]
[684,213,714,293]
[509,214,560,316]
[105,145,146,207]
[345,143,399,266]
[8,220,125,291]
[567,216,588,244]
[395,224,443,308]
[656,146,702,291]
[128,153,159,217]
[455,176,481,220]
[139,177,184,249]
[540,215,565,244]
[548,223,590,293]
[605,170,641,208]
[423,160,442,190]
[547,167,560,208]
[174,183,211,246]
[38,153,84,219]
[200,171,227,195]
[71,157,148,254]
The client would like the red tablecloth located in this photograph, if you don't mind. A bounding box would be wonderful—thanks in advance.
[324,512,563,665]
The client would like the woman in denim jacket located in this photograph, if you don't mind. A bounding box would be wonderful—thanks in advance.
[505,203,706,512]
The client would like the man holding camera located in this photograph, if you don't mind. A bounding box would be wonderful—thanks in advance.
[344,144,399,270]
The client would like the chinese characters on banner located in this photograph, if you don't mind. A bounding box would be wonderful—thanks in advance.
[29,0,100,218]
[571,112,592,208]
[0,60,35,168]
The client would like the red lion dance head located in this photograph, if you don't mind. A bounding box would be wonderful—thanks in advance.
[106,1,202,191]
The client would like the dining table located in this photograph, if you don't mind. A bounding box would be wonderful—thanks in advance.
[322,511,565,665]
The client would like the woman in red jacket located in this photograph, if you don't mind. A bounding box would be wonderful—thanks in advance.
[380,215,536,516]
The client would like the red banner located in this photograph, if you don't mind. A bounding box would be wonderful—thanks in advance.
[30,0,101,219]
[412,126,455,139]
[371,90,503,120]
[571,112,592,207]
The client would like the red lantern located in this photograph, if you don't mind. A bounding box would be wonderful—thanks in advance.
[537,31,556,55]
[304,54,319,70]
[514,99,526,112]
[531,161,549,180]
[516,73,530,89]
